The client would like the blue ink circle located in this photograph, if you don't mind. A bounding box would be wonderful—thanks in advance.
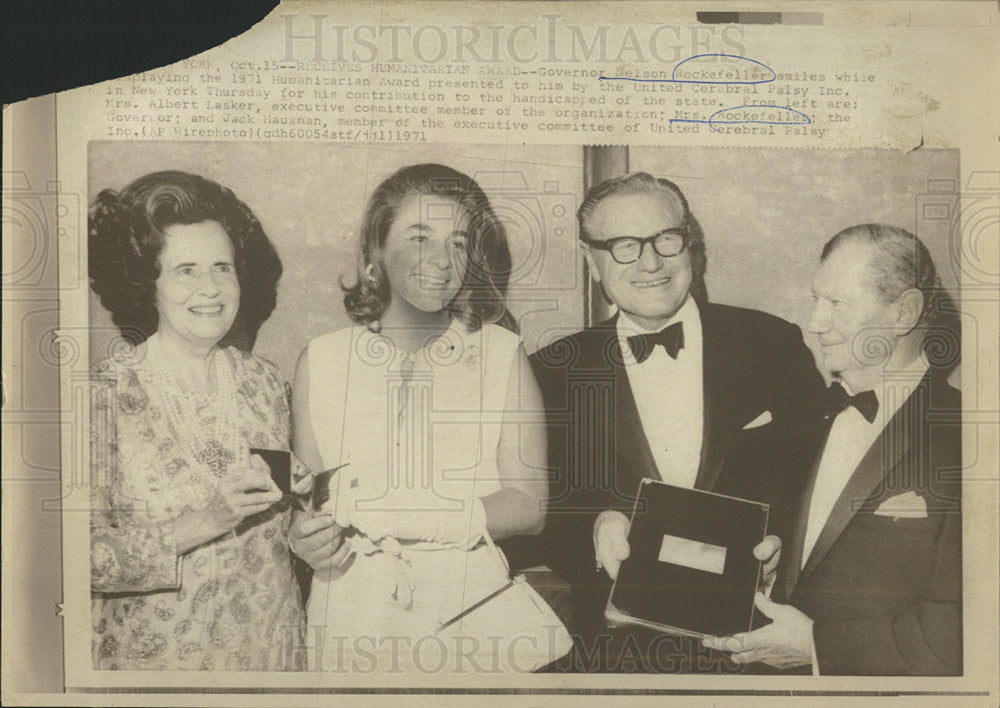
[704,104,812,132]
[672,54,777,85]
[598,54,777,85]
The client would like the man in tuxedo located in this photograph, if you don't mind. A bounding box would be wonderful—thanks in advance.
[704,223,962,675]
[526,172,825,672]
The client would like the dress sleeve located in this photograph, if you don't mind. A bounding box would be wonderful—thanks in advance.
[90,371,182,593]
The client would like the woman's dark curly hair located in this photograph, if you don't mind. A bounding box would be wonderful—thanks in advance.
[343,163,516,333]
[88,170,282,350]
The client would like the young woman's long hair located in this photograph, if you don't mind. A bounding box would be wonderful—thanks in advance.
[343,163,516,333]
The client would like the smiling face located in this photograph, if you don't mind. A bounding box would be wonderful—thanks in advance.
[154,220,240,353]
[381,193,470,315]
[807,241,901,390]
[582,190,693,330]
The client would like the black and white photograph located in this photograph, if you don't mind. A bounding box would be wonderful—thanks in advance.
[79,140,964,678]
[2,1,997,705]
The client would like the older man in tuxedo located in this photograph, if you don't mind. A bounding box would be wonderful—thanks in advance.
[705,224,962,675]
[527,172,825,672]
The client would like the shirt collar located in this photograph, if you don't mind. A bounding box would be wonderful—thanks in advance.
[841,351,929,424]
[616,296,701,365]
[616,295,700,337]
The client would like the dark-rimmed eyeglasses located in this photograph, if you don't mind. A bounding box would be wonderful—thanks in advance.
[581,227,688,264]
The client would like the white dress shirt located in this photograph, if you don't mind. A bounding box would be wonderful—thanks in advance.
[802,353,930,675]
[616,297,704,489]
[801,353,931,567]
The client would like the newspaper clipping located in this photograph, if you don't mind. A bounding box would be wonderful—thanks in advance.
[3,1,998,705]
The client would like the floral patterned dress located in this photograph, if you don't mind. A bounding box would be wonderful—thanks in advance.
[90,345,305,670]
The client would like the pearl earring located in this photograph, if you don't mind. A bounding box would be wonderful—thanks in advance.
[365,264,376,283]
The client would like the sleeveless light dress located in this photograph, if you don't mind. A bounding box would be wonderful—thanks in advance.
[304,321,521,673]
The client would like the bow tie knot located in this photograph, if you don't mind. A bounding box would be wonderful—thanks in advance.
[825,382,879,423]
[626,322,684,363]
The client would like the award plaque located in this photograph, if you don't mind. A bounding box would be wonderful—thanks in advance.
[605,478,769,639]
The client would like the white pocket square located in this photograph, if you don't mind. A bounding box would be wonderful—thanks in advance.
[742,410,772,430]
[873,491,928,519]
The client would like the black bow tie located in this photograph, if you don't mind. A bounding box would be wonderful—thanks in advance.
[626,322,684,363]
[825,382,879,423]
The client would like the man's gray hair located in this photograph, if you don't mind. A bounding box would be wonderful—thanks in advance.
[822,223,960,370]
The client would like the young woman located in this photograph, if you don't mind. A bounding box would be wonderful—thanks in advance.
[290,163,548,672]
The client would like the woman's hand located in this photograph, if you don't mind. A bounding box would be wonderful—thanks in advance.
[290,453,315,508]
[203,454,283,535]
[289,509,352,570]
[352,499,487,549]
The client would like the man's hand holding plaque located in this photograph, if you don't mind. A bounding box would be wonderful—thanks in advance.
[593,510,631,580]
[600,479,773,639]
[702,593,814,669]
[595,510,782,590]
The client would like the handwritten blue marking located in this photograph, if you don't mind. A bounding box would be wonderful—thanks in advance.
[669,104,813,132]
[599,54,777,85]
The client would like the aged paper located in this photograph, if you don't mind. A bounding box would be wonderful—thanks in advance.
[3,1,998,704]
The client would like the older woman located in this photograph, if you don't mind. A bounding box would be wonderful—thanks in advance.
[88,171,303,670]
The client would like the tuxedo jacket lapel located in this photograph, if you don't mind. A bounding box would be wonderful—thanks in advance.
[613,357,660,492]
[781,423,832,600]
[588,304,739,497]
[695,304,734,491]
[581,317,658,499]
[793,371,930,591]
